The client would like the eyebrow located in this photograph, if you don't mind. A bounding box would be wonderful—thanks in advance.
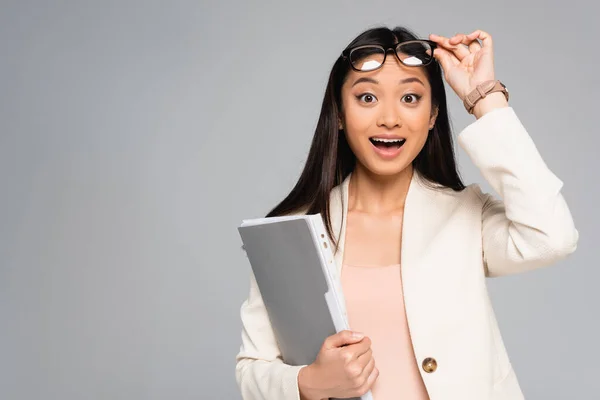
[351,76,425,87]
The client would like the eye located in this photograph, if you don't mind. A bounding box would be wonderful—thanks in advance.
[402,94,422,104]
[356,93,378,104]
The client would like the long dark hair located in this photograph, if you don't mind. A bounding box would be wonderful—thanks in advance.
[265,25,465,248]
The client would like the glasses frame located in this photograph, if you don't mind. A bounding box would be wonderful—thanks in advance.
[340,40,438,71]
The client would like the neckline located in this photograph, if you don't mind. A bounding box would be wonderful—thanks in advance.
[343,263,401,269]
[334,169,423,274]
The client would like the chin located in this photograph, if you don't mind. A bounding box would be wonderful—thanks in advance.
[362,159,413,178]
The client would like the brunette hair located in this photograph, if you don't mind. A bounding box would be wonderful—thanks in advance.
[266,25,465,248]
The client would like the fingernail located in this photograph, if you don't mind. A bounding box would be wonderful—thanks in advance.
[352,332,364,339]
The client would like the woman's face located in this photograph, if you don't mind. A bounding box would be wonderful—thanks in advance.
[339,56,438,177]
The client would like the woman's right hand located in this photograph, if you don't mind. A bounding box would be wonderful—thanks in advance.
[298,330,378,400]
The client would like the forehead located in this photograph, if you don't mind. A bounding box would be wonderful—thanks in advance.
[345,56,430,88]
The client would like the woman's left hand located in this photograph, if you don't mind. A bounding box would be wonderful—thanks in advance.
[429,30,496,101]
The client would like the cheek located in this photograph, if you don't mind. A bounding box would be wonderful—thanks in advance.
[344,102,373,129]
[403,98,435,134]
[405,110,433,132]
[404,111,432,149]
[342,104,374,147]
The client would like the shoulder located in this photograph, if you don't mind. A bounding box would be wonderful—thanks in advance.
[461,183,488,202]
[421,179,489,208]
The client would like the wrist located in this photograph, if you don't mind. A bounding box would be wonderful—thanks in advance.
[298,364,326,400]
[472,92,509,119]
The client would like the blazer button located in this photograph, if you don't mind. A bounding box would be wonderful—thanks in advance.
[422,357,437,373]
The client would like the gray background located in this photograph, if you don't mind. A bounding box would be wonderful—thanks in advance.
[0,1,597,399]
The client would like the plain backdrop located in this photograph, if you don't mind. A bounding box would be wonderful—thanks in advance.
[1,1,598,399]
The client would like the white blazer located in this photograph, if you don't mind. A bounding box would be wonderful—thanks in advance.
[235,107,578,400]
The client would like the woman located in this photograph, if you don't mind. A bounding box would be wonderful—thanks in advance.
[235,26,578,400]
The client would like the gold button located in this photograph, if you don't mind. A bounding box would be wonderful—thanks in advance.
[422,357,437,373]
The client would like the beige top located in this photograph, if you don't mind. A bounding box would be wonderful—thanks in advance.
[341,263,430,400]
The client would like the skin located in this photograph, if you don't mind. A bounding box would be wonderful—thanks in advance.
[299,30,509,400]
[338,53,436,269]
[340,52,437,211]
[339,56,438,186]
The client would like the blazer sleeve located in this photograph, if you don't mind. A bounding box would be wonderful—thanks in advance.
[457,107,579,277]
[235,269,307,400]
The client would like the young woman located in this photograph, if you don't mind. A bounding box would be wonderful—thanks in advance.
[235,26,578,400]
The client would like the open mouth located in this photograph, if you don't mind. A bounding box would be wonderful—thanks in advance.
[369,137,406,150]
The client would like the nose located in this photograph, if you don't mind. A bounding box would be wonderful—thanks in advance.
[376,102,402,129]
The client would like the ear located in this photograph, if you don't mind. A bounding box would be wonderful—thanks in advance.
[338,115,344,130]
[429,106,439,130]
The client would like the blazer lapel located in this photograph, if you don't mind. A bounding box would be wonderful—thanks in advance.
[401,172,453,273]
[329,170,459,276]
[326,170,462,322]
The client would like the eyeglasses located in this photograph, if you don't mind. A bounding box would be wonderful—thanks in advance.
[340,40,438,72]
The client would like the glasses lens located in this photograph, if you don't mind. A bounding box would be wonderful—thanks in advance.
[396,41,434,66]
[349,46,385,71]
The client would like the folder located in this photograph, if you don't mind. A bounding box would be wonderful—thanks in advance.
[238,214,373,400]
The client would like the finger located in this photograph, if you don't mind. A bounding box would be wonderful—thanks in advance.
[430,33,470,61]
[358,356,375,381]
[449,33,466,46]
[357,364,379,394]
[454,33,483,53]
[451,33,483,59]
[355,347,373,369]
[345,336,371,360]
[433,46,459,64]
[431,33,470,60]
[469,41,482,53]
[467,30,493,49]
[350,356,374,392]
[340,338,371,364]
[432,47,459,72]
[325,330,364,349]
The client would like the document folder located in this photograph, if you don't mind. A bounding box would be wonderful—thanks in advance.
[238,214,373,400]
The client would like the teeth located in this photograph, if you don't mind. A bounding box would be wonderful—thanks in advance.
[371,138,405,143]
